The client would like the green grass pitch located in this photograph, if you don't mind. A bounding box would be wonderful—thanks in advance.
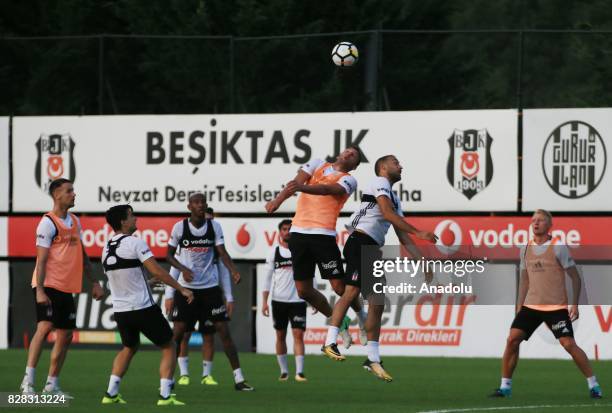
[1,349,610,413]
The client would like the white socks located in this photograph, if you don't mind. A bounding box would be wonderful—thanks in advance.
[295,355,304,374]
[233,368,245,384]
[500,377,512,390]
[160,378,173,398]
[43,376,58,391]
[24,367,35,385]
[587,376,599,389]
[277,354,289,374]
[367,341,380,363]
[177,357,189,376]
[202,360,213,377]
[325,326,340,346]
[107,375,121,397]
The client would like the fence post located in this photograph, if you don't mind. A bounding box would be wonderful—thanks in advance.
[98,35,105,115]
[516,30,524,213]
[229,36,235,113]
[364,30,380,111]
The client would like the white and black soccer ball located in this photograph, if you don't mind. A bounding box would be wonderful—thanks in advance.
[331,42,359,67]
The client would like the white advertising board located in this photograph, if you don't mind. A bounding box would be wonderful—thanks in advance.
[12,111,517,212]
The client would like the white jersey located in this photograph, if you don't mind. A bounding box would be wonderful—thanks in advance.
[347,176,403,246]
[165,261,233,301]
[169,219,224,289]
[36,214,82,248]
[519,239,575,270]
[101,234,155,312]
[263,245,303,303]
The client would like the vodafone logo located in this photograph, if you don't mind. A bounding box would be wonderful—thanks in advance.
[434,219,462,255]
[233,223,256,253]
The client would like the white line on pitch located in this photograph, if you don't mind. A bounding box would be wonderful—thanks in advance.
[417,403,612,413]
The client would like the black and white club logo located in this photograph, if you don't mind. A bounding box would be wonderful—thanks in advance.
[542,121,607,199]
[34,134,76,193]
[447,129,494,200]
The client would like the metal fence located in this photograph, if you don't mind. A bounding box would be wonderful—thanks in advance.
[1,29,612,116]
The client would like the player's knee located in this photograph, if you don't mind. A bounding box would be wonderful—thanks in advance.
[506,335,521,349]
[125,344,139,354]
[343,286,360,301]
[292,329,304,341]
[36,322,53,337]
[560,339,577,353]
[296,285,312,300]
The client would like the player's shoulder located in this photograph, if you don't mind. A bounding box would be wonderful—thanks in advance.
[171,219,185,232]
[210,219,223,232]
[303,158,325,169]
[371,176,391,193]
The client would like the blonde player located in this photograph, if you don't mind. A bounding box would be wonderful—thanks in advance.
[491,210,602,399]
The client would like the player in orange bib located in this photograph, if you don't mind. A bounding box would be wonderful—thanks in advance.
[266,146,367,347]
[20,178,104,397]
[490,209,602,399]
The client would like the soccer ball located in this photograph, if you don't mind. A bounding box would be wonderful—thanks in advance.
[332,42,359,67]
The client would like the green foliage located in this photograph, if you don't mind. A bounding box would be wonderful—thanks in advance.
[1,0,612,115]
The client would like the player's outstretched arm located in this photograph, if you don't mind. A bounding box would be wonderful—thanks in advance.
[216,244,241,284]
[377,195,438,243]
[143,257,193,303]
[395,228,433,284]
[265,169,310,213]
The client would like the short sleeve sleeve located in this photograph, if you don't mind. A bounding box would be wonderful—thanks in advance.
[168,221,183,248]
[338,175,358,195]
[301,158,325,175]
[212,221,225,246]
[133,238,154,263]
[372,177,392,199]
[35,217,56,249]
[519,246,527,270]
[555,244,576,269]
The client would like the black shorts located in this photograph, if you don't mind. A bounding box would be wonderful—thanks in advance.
[343,231,382,297]
[288,232,344,281]
[172,286,228,333]
[511,306,574,340]
[32,287,76,330]
[114,305,173,348]
[272,300,307,331]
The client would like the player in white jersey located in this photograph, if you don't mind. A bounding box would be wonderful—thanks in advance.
[262,219,308,382]
[166,193,253,391]
[321,155,437,382]
[100,204,194,406]
[165,207,234,386]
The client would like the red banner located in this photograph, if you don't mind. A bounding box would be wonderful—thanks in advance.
[7,216,612,259]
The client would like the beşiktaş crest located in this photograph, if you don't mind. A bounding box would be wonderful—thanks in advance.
[35,134,76,193]
[447,129,493,200]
